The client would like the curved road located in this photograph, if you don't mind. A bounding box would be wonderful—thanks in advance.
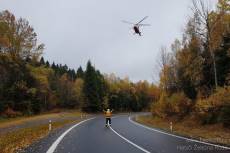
[40,114,230,153]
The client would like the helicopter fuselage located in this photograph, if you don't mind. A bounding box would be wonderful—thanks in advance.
[122,16,149,36]
[133,26,141,36]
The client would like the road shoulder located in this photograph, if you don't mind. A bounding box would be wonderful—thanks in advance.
[132,114,230,149]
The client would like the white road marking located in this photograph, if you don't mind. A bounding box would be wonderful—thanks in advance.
[109,126,151,153]
[46,117,95,153]
[129,116,230,150]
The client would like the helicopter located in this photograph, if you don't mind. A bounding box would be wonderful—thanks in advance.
[122,16,150,36]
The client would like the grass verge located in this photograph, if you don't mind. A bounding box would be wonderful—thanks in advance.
[135,115,230,146]
[0,119,77,153]
[0,110,82,129]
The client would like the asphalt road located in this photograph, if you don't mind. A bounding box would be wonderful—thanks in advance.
[37,114,230,153]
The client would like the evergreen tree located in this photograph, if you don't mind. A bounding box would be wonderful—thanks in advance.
[67,69,76,81]
[40,57,45,65]
[83,61,97,111]
[45,61,50,67]
[82,60,107,112]
[76,66,84,78]
[51,62,56,69]
[216,32,230,86]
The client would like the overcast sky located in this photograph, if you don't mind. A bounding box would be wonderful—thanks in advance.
[0,0,218,83]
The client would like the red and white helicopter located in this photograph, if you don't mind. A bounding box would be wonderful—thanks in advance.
[122,16,150,36]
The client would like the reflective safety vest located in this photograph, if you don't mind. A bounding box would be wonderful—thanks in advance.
[105,111,112,118]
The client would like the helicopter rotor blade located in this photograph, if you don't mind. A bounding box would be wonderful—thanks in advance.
[137,16,148,24]
[121,20,135,25]
[139,24,151,26]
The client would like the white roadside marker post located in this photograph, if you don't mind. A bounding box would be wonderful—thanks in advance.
[170,122,173,132]
[49,120,52,131]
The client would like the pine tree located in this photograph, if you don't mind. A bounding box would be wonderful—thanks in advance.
[40,57,45,65]
[51,62,56,69]
[67,69,76,81]
[83,61,97,111]
[45,61,50,67]
[216,32,230,85]
[76,66,84,78]
[82,60,108,112]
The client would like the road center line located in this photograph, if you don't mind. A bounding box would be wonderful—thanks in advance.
[129,116,230,150]
[109,126,151,153]
[46,117,95,153]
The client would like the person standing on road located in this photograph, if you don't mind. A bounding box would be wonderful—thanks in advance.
[104,108,113,126]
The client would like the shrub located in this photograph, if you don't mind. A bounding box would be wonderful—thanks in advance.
[151,92,192,119]
[151,93,170,118]
[170,92,192,118]
[2,107,22,118]
[220,104,230,127]
[195,87,230,126]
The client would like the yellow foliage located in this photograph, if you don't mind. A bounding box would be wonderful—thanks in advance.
[0,120,75,153]
[195,87,230,125]
[27,65,54,91]
[152,92,192,119]
[73,78,84,107]
[170,92,192,116]
[196,87,230,111]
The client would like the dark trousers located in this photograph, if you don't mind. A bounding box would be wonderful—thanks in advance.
[106,118,111,125]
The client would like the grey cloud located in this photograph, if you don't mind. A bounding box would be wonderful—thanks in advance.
[1,0,210,82]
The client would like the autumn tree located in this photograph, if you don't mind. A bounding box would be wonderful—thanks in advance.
[191,0,230,88]
[73,78,84,108]
[0,10,44,60]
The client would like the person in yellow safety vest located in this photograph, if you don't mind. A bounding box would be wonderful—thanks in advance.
[104,108,113,126]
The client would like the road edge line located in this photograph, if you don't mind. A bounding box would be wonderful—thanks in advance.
[129,116,230,150]
[46,117,95,153]
[109,126,151,153]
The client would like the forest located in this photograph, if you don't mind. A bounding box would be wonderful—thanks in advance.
[0,10,158,115]
[152,0,230,127]
[0,0,230,128]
